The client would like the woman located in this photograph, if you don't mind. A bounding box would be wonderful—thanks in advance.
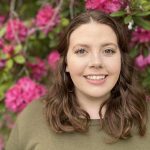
[6,10,149,150]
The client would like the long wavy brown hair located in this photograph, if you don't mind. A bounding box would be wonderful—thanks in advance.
[43,10,148,141]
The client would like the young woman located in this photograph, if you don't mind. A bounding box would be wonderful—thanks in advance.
[6,10,149,150]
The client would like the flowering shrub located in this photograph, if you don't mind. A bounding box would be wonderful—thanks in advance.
[0,0,150,149]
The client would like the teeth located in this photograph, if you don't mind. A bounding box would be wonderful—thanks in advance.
[85,75,106,80]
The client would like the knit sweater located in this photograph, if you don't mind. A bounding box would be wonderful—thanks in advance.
[6,100,150,150]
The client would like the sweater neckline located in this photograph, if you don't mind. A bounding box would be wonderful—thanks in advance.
[89,119,101,126]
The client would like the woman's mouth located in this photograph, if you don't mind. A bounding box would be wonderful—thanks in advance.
[83,74,108,85]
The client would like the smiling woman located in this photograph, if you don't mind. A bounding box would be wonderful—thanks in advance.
[6,11,150,150]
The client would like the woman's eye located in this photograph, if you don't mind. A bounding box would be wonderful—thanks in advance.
[104,49,115,55]
[74,48,87,55]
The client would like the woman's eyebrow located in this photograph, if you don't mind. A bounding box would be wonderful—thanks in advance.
[73,44,90,49]
[72,42,118,49]
[101,43,118,48]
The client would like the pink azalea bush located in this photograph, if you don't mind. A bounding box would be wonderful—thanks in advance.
[5,77,47,113]
[85,0,126,13]
[35,4,60,33]
[48,50,60,70]
[5,19,28,42]
[27,57,47,81]
[131,27,150,43]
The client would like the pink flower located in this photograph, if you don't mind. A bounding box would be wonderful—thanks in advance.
[135,54,147,69]
[0,38,4,48]
[5,19,28,42]
[2,45,14,54]
[5,77,47,113]
[85,0,104,9]
[48,50,60,70]
[145,54,150,65]
[0,59,6,70]
[131,27,150,43]
[27,57,47,81]
[85,0,126,13]
[0,135,4,150]
[35,4,60,33]
[0,15,5,25]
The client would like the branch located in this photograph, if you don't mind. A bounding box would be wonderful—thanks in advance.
[9,0,22,45]
[69,0,74,19]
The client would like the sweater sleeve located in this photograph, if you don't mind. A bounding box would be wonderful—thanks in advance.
[5,118,20,150]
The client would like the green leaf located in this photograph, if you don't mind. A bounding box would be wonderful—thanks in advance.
[0,26,6,37]
[129,48,138,58]
[124,15,132,24]
[110,11,126,17]
[135,11,150,16]
[14,44,23,54]
[133,17,150,30]
[14,55,26,64]
[6,59,14,70]
[61,18,70,26]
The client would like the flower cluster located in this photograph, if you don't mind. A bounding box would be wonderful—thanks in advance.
[27,58,47,81]
[5,77,47,112]
[2,45,14,55]
[85,0,126,13]
[0,15,5,26]
[48,50,60,70]
[5,19,28,42]
[135,54,150,69]
[35,4,60,33]
[131,27,150,43]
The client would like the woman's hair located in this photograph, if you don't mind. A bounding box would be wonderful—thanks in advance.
[43,10,148,141]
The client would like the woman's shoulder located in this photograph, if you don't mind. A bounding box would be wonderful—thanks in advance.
[16,99,46,132]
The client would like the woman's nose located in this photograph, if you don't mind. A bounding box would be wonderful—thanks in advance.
[89,53,103,69]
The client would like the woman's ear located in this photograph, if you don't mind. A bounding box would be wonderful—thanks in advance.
[66,65,69,72]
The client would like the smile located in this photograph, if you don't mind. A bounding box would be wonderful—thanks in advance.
[84,75,108,80]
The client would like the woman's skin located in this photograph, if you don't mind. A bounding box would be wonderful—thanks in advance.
[66,21,121,119]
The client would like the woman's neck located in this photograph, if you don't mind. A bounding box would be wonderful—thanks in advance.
[75,91,109,119]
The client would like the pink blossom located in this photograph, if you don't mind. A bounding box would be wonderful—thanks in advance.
[35,4,60,33]
[5,19,28,42]
[145,54,150,65]
[0,15,5,25]
[131,27,150,43]
[48,50,60,70]
[0,38,4,48]
[85,0,104,9]
[27,57,47,81]
[135,54,147,69]
[0,135,4,150]
[0,59,6,70]
[5,77,47,113]
[85,0,126,13]
[2,45,14,54]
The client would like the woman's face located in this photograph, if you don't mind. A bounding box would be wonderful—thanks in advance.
[66,22,121,101]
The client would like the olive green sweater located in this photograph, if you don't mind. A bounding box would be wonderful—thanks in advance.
[6,100,150,150]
